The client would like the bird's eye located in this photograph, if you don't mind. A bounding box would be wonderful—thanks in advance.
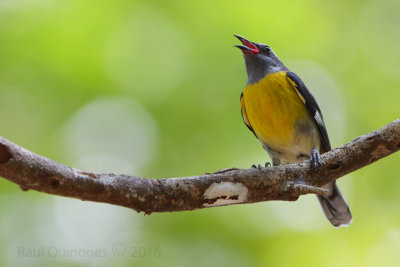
[264,46,271,54]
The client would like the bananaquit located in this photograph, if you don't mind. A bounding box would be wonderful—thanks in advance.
[235,34,352,227]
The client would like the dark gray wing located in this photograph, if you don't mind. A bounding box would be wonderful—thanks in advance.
[286,72,331,152]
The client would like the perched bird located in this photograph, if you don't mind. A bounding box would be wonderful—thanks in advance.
[235,34,352,227]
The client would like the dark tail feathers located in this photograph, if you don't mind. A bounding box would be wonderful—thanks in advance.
[317,182,352,227]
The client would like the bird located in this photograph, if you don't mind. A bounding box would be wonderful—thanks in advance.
[234,34,352,227]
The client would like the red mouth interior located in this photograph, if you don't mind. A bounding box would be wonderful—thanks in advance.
[242,40,259,53]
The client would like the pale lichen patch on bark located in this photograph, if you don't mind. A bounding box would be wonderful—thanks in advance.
[203,182,248,207]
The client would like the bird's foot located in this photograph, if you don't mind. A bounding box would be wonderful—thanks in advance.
[251,162,271,170]
[251,164,262,170]
[310,149,323,168]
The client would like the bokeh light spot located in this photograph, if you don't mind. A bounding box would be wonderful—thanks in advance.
[359,0,400,76]
[366,230,400,267]
[106,5,187,102]
[62,97,158,174]
[269,195,327,231]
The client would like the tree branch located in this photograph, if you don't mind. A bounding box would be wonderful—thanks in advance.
[0,119,399,214]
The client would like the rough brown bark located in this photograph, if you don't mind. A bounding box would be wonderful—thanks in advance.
[0,119,399,214]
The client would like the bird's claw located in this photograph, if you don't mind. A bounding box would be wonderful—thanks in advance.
[251,162,271,170]
[251,164,262,170]
[310,149,323,168]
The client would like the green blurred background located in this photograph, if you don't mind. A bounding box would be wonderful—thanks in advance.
[1,0,400,266]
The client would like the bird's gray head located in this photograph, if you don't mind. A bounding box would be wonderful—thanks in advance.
[234,34,288,85]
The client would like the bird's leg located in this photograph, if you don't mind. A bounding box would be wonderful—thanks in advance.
[310,148,323,168]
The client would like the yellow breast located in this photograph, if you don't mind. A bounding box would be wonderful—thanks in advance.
[243,71,308,149]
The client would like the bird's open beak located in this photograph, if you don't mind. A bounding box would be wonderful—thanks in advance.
[234,34,259,54]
